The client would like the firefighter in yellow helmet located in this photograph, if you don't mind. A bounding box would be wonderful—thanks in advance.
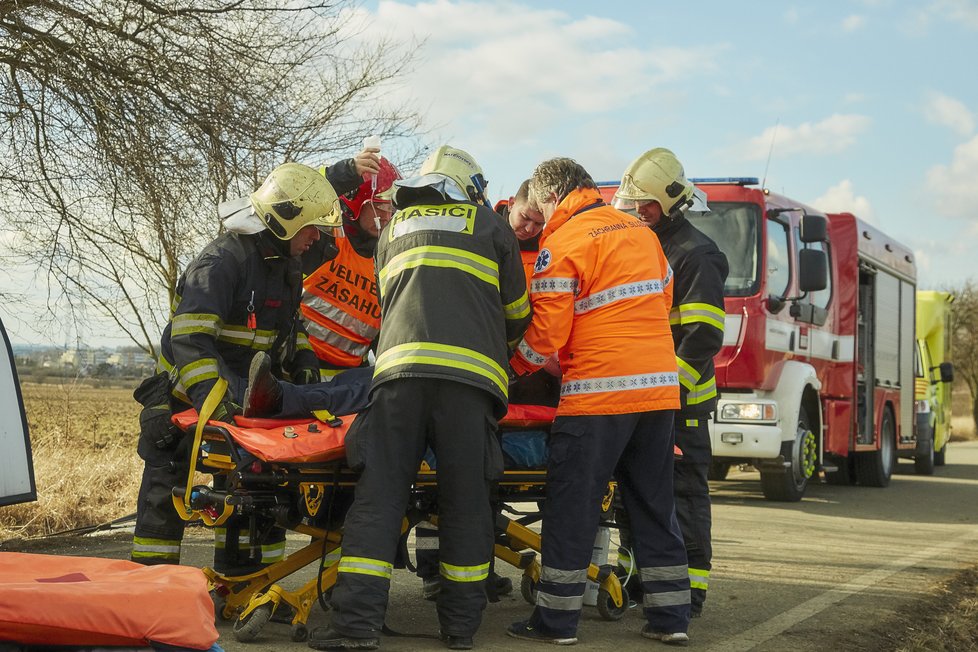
[131,162,367,574]
[308,146,530,650]
[613,147,728,619]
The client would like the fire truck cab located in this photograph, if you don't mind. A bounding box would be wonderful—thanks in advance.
[597,178,918,501]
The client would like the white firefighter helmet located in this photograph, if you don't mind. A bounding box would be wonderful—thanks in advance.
[246,163,342,240]
[614,148,708,217]
[390,145,488,204]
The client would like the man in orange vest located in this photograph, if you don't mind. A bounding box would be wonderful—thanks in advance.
[300,157,402,381]
[506,179,547,283]
[507,158,691,646]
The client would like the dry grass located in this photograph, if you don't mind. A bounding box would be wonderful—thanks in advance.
[950,385,976,441]
[882,567,978,652]
[0,382,142,541]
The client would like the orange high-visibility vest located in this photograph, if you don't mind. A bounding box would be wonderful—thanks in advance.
[512,188,679,416]
[301,237,381,368]
[520,248,538,293]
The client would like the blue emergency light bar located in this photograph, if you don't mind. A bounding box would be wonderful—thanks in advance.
[596,177,759,187]
[689,177,759,185]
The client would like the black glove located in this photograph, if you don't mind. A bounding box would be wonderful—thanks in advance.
[211,396,242,423]
[294,367,320,385]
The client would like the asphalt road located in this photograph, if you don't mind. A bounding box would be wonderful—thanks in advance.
[5,441,978,651]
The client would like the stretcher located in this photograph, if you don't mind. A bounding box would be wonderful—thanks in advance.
[169,382,628,643]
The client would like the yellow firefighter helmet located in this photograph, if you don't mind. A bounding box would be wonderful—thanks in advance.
[390,145,488,204]
[249,162,342,240]
[615,148,704,217]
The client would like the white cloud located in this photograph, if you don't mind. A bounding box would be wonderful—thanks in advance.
[740,115,872,160]
[339,1,720,151]
[923,91,975,136]
[926,0,978,29]
[810,180,876,224]
[842,14,866,31]
[926,134,978,217]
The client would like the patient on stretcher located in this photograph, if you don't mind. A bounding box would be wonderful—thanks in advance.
[242,351,373,419]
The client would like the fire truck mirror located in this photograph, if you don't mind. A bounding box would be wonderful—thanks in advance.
[799,214,828,243]
[798,248,827,293]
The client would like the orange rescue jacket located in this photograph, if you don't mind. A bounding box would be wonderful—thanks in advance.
[301,236,381,368]
[511,188,679,416]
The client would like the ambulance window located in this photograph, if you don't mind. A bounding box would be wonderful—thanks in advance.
[766,219,790,297]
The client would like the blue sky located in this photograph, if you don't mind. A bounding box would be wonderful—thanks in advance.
[357,0,977,284]
[4,0,978,346]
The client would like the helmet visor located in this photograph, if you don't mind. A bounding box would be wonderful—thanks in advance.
[612,197,655,216]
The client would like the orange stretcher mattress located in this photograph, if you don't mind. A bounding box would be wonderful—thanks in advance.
[172,410,353,464]
[0,552,218,648]
[172,404,558,465]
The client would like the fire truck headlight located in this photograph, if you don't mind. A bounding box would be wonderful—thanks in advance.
[719,402,778,423]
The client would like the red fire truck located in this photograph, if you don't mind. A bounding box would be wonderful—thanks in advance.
[596,178,920,501]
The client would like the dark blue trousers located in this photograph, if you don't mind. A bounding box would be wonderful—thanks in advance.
[529,410,690,637]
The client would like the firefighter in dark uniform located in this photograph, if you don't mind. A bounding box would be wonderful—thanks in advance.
[614,147,728,618]
[308,146,530,651]
[130,158,370,571]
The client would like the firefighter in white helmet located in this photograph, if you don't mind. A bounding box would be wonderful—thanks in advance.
[614,147,728,618]
[131,161,369,573]
[308,145,530,651]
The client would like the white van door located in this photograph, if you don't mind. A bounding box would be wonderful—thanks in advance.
[0,316,36,506]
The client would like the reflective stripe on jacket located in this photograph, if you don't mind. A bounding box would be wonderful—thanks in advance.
[301,236,381,368]
[511,187,679,416]
[654,217,728,415]
[372,199,530,417]
[158,231,317,410]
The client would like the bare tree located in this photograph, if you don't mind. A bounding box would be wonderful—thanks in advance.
[0,0,422,357]
[950,280,978,434]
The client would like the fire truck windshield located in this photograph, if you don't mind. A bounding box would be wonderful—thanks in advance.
[688,201,761,297]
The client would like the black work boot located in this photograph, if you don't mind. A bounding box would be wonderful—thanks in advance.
[307,627,380,650]
[243,352,284,417]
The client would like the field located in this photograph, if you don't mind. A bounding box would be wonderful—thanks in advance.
[0,381,142,540]
[951,385,976,441]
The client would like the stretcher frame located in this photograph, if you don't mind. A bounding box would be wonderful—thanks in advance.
[170,384,628,643]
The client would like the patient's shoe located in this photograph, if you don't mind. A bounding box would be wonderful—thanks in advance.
[307,626,380,650]
[244,352,283,417]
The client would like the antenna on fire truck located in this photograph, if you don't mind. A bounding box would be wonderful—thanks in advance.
[760,118,780,191]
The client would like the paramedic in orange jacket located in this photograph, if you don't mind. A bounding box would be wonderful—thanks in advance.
[507,158,691,646]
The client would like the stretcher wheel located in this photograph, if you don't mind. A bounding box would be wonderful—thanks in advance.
[520,574,537,605]
[232,602,273,642]
[596,587,627,621]
[291,623,309,642]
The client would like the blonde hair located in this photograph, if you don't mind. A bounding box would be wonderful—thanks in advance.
[529,157,596,207]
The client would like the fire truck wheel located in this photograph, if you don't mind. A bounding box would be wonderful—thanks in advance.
[934,442,947,466]
[707,462,731,481]
[854,407,896,487]
[760,405,816,502]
